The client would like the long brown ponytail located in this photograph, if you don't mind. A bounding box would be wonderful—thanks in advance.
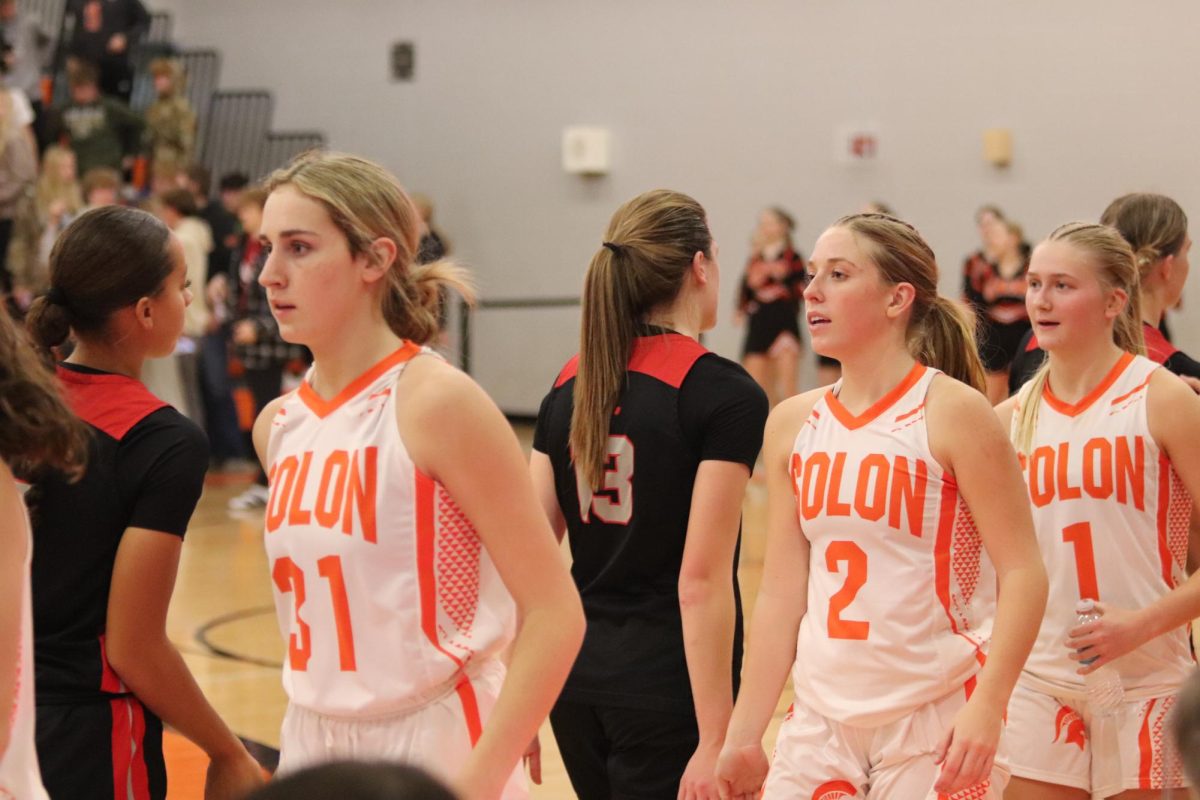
[0,311,87,481]
[1100,193,1188,284]
[572,189,710,489]
[833,213,986,394]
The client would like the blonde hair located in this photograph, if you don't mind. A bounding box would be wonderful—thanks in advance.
[572,189,710,489]
[832,213,986,394]
[1099,193,1188,283]
[1012,222,1145,454]
[37,146,84,218]
[0,90,14,159]
[264,151,472,344]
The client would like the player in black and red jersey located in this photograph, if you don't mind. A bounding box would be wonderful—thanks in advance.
[531,190,768,799]
[24,206,263,800]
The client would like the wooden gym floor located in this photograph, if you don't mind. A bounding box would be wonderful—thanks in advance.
[164,424,790,798]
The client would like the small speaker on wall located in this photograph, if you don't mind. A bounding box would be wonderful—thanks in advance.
[391,42,415,81]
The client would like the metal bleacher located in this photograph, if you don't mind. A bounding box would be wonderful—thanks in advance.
[23,0,326,193]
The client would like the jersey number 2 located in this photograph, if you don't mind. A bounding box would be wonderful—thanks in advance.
[826,541,869,640]
[272,555,357,671]
[575,435,634,525]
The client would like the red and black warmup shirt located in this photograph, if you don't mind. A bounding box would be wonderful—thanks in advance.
[32,364,208,704]
[533,332,768,713]
[962,246,1032,326]
[1008,322,1200,395]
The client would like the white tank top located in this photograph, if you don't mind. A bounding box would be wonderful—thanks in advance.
[791,364,995,727]
[0,482,49,799]
[264,343,516,718]
[1013,353,1192,698]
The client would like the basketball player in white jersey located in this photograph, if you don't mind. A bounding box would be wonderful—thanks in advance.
[716,213,1048,799]
[0,309,88,799]
[250,152,585,800]
[997,222,1200,799]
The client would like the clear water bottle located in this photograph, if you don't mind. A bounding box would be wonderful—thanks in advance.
[1076,599,1124,716]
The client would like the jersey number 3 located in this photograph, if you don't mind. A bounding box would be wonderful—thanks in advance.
[272,555,357,672]
[574,435,634,525]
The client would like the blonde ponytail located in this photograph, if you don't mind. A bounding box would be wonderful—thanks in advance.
[834,213,985,393]
[1011,222,1144,454]
[266,151,471,345]
[913,296,986,394]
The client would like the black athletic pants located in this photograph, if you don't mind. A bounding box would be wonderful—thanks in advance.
[37,696,166,800]
[550,699,699,800]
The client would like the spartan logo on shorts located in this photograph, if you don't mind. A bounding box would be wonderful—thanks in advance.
[1053,704,1086,750]
[812,780,858,800]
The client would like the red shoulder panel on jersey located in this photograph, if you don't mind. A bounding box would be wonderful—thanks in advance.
[57,366,168,441]
[1142,323,1178,365]
[628,333,708,389]
[554,354,581,388]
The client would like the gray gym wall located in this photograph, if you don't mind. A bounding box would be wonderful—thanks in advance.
[159,1,1199,414]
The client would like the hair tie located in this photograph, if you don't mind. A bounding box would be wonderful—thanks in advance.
[602,241,623,255]
[46,286,67,307]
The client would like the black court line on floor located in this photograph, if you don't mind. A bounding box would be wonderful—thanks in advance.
[188,605,284,770]
[194,604,283,670]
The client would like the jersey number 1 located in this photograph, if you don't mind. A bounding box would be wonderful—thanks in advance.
[1062,522,1099,600]
[575,435,634,525]
[272,555,357,671]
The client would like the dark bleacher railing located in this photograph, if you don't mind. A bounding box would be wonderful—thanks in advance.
[146,10,170,43]
[457,296,580,375]
[200,89,273,183]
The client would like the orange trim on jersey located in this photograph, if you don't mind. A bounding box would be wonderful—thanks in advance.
[1156,453,1175,588]
[1042,352,1134,417]
[298,340,421,419]
[455,675,484,747]
[1110,372,1154,407]
[824,363,927,431]
[414,469,465,669]
[934,481,958,631]
[934,481,988,661]
[1138,698,1157,788]
[894,402,925,422]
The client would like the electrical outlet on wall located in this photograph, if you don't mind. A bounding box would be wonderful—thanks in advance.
[391,42,415,81]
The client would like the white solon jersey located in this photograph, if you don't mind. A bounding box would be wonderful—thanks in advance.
[1013,353,1192,698]
[264,343,516,718]
[791,365,995,728]
[0,484,49,799]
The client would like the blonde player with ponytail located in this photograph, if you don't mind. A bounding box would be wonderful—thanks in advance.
[717,213,1047,799]
[251,152,584,800]
[997,222,1200,799]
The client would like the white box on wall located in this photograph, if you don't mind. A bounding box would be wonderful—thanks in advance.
[562,126,611,175]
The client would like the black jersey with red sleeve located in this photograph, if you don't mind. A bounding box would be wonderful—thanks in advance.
[31,364,208,703]
[1008,321,1200,396]
[533,332,768,713]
